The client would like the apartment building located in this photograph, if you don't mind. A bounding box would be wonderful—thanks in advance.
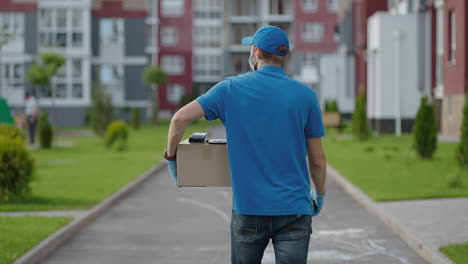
[0,0,149,127]
[441,0,468,138]
[1,0,340,126]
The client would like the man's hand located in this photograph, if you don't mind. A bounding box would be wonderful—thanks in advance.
[310,189,325,216]
[166,160,178,185]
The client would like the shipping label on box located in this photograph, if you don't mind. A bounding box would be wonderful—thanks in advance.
[177,139,231,187]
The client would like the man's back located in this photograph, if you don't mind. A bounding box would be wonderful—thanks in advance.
[197,65,324,216]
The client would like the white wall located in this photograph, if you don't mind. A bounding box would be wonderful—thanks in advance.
[367,12,423,121]
[319,46,355,114]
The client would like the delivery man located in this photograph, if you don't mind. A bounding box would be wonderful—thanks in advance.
[164,25,327,264]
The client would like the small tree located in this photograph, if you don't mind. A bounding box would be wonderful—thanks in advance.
[352,93,370,141]
[38,112,53,149]
[413,96,437,159]
[457,92,468,167]
[88,83,114,136]
[27,53,65,124]
[143,66,168,125]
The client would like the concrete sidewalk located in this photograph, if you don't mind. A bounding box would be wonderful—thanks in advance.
[37,126,429,264]
[378,198,468,249]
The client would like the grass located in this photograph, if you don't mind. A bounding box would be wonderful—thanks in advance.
[0,120,217,211]
[0,216,72,264]
[323,130,468,201]
[440,242,468,264]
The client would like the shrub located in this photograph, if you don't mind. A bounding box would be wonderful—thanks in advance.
[413,96,437,159]
[0,136,35,200]
[38,113,53,149]
[456,93,468,167]
[104,120,129,151]
[88,83,114,136]
[325,100,339,113]
[0,123,26,144]
[352,94,370,141]
[131,108,141,130]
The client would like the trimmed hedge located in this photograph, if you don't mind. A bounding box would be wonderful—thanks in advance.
[38,113,53,149]
[457,93,468,167]
[131,108,141,130]
[0,136,35,200]
[352,94,370,141]
[413,96,437,159]
[104,120,129,151]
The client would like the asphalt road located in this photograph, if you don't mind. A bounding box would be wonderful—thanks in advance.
[40,126,429,264]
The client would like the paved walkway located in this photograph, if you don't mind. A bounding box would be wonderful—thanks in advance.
[378,198,468,248]
[38,126,429,264]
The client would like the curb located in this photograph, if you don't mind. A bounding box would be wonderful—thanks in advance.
[327,165,454,264]
[13,161,167,264]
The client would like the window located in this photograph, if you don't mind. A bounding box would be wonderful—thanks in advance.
[161,0,184,17]
[161,56,185,75]
[194,55,222,77]
[303,53,317,66]
[449,10,456,64]
[269,0,292,15]
[328,0,339,12]
[39,8,84,48]
[302,23,323,42]
[167,84,185,104]
[194,0,222,18]
[1,63,23,88]
[100,65,123,87]
[194,25,222,47]
[0,13,24,42]
[161,27,178,46]
[303,0,318,12]
[435,8,444,87]
[100,18,124,46]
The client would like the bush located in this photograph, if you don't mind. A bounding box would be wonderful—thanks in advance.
[38,113,53,149]
[457,93,468,167]
[0,136,35,200]
[352,93,370,141]
[131,108,141,130]
[104,120,129,151]
[0,123,26,144]
[88,83,114,136]
[325,100,339,113]
[413,96,437,159]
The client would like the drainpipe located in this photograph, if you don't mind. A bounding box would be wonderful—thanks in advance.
[393,29,402,136]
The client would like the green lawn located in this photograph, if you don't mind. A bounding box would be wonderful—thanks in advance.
[0,120,217,211]
[0,216,72,264]
[323,131,468,201]
[441,242,468,264]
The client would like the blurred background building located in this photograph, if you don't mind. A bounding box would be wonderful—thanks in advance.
[0,0,466,139]
[0,0,340,126]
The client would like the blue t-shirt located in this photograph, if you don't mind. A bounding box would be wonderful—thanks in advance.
[196,65,325,216]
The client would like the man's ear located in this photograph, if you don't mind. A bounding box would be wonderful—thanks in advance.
[255,47,262,60]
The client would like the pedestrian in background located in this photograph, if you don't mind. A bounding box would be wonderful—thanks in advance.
[165,26,327,264]
[24,92,39,145]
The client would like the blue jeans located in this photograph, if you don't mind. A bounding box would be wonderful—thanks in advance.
[231,210,312,264]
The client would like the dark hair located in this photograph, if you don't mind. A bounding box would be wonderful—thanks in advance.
[260,45,289,64]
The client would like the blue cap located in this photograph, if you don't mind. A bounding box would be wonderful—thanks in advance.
[241,26,289,56]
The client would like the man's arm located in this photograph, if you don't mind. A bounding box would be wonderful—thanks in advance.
[306,137,327,195]
[166,100,206,157]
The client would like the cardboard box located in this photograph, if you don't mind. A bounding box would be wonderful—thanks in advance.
[177,139,231,187]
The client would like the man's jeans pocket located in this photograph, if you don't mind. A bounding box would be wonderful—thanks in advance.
[233,214,258,242]
[276,215,312,241]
